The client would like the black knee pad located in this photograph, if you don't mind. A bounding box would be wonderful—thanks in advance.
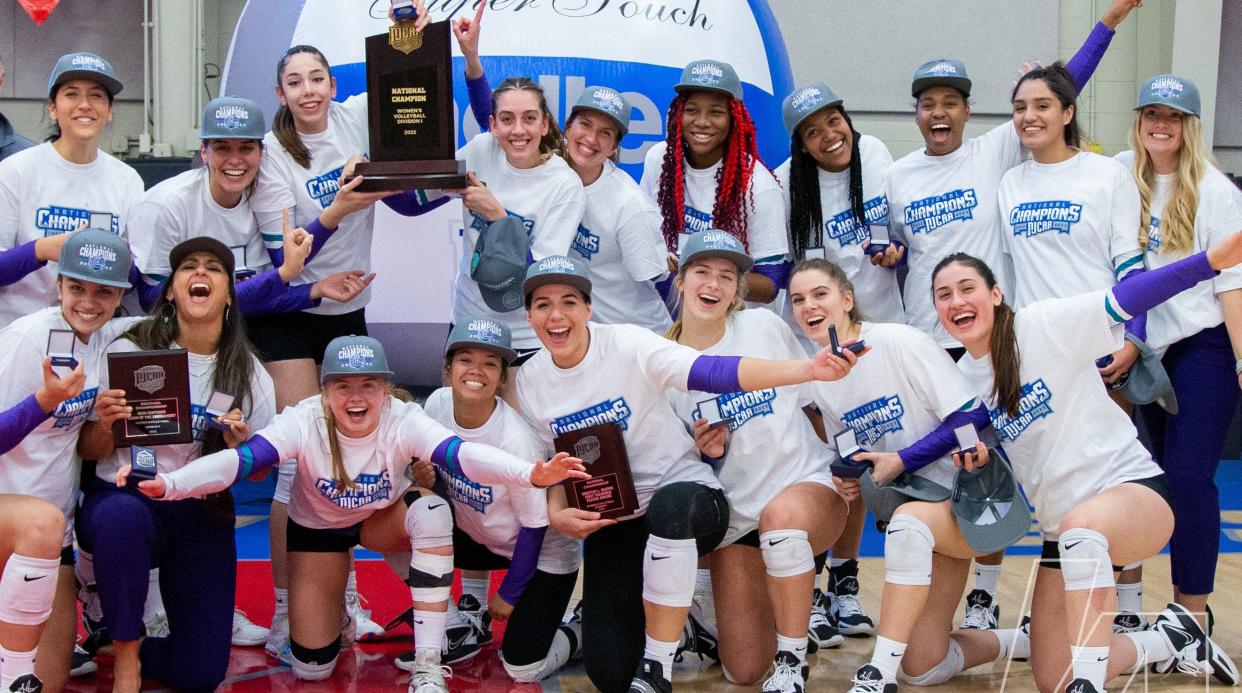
[289,635,342,665]
[645,482,728,555]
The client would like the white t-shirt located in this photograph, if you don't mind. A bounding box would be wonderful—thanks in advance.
[774,135,905,343]
[1115,151,1242,351]
[515,322,719,519]
[887,122,1022,347]
[0,309,139,542]
[94,337,276,483]
[0,143,144,322]
[252,94,371,315]
[809,322,973,490]
[956,291,1161,538]
[573,160,670,332]
[127,168,271,285]
[666,310,833,544]
[639,141,789,263]
[452,133,585,349]
[424,388,579,574]
[999,152,1142,309]
[257,396,451,529]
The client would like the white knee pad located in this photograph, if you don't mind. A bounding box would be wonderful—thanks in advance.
[899,639,965,686]
[1058,528,1114,592]
[404,493,453,550]
[641,536,697,608]
[273,458,296,504]
[0,554,59,625]
[408,551,454,602]
[884,515,934,586]
[758,529,814,578]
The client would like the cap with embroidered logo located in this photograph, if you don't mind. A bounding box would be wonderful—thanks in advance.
[522,255,592,299]
[58,228,132,289]
[675,59,743,101]
[570,86,631,137]
[1136,74,1200,118]
[782,81,844,135]
[911,58,971,98]
[201,96,266,140]
[48,52,123,98]
[471,216,529,313]
[445,317,518,364]
[679,229,753,273]
[320,335,395,383]
[952,452,1032,554]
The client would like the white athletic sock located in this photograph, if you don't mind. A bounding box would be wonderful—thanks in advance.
[144,568,165,626]
[1124,630,1174,665]
[461,577,489,606]
[776,633,809,664]
[1116,581,1143,613]
[869,635,907,682]
[974,563,1001,595]
[643,635,678,682]
[0,644,36,688]
[273,587,289,613]
[694,568,713,595]
[993,628,1030,661]
[1070,645,1109,689]
[411,609,447,657]
[829,557,849,570]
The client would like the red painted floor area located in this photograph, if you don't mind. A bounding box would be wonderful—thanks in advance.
[63,560,535,692]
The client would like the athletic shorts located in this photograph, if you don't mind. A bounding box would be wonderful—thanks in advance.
[287,516,363,553]
[245,308,368,363]
[1039,474,1172,570]
[719,471,836,548]
[453,525,512,571]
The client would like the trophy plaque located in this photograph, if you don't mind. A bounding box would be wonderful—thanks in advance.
[347,18,468,191]
[553,422,640,520]
[107,349,192,448]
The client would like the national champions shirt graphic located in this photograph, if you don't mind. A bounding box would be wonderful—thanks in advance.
[1146,216,1162,252]
[315,469,394,509]
[684,206,712,234]
[572,224,601,260]
[840,395,905,446]
[551,398,632,434]
[693,389,777,431]
[306,166,345,209]
[36,206,118,236]
[51,388,98,430]
[1008,201,1083,238]
[989,379,1054,442]
[824,195,889,247]
[904,189,978,234]
[442,467,494,513]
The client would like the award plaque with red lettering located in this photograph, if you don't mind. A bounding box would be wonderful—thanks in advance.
[107,349,192,448]
[553,422,640,520]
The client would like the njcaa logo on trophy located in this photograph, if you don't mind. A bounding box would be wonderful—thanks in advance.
[574,436,602,465]
[135,366,166,394]
[388,21,423,54]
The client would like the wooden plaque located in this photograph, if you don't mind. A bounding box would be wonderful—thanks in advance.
[107,349,192,448]
[553,422,640,520]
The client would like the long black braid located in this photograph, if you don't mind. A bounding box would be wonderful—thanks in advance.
[787,107,865,260]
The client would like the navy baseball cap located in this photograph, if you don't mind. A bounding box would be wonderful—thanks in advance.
[675,59,743,101]
[201,96,266,140]
[679,229,753,273]
[321,336,395,383]
[471,216,529,313]
[58,228,132,289]
[570,86,631,137]
[48,52,123,98]
[952,452,1032,554]
[782,81,844,135]
[523,255,592,300]
[1136,74,1201,118]
[446,317,518,364]
[911,58,971,98]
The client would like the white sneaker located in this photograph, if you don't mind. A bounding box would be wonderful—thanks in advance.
[831,591,876,636]
[960,589,999,630]
[407,650,452,693]
[807,589,844,650]
[144,611,170,638]
[232,608,271,647]
[345,588,384,641]
[266,606,289,658]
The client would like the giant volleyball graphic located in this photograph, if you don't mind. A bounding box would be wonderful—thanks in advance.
[221,0,793,381]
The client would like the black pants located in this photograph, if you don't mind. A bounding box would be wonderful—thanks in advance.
[581,482,728,693]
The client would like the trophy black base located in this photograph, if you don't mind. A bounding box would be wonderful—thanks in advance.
[347,159,468,192]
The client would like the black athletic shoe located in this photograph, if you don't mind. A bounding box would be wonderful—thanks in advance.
[1063,678,1099,693]
[627,658,671,693]
[847,664,898,693]
[69,644,97,678]
[960,588,999,630]
[1112,611,1147,634]
[7,674,42,693]
[1149,601,1239,684]
[456,593,493,646]
[807,588,844,651]
[761,650,809,693]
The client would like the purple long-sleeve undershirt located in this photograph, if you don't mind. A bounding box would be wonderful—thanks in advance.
[466,74,493,130]
[232,435,282,482]
[267,218,336,269]
[0,240,45,287]
[1065,22,1116,93]
[897,403,991,473]
[1109,251,1217,322]
[497,525,547,605]
[0,395,49,456]
[687,356,744,393]
[136,267,317,316]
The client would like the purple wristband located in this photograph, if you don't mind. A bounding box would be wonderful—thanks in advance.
[688,355,743,394]
[233,435,281,482]
[751,260,792,292]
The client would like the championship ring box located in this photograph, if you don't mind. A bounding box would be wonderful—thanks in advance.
[205,389,236,431]
[696,397,733,430]
[128,445,158,488]
[46,329,78,369]
[830,427,872,478]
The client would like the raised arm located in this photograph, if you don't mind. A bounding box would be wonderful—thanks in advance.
[1065,0,1140,92]
[684,347,864,395]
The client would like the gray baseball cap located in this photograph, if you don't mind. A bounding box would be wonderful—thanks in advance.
[321,335,395,383]
[911,58,971,98]
[679,229,753,273]
[58,228,132,289]
[782,81,844,135]
[570,86,631,137]
[1119,335,1179,414]
[48,52,123,98]
[446,317,518,364]
[952,451,1032,554]
[201,96,266,140]
[675,59,743,101]
[523,254,592,300]
[471,216,529,313]
[1136,74,1201,118]
[860,469,952,523]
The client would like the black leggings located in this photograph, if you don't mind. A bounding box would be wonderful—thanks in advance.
[581,482,728,693]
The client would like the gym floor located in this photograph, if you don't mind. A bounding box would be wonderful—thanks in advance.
[63,462,1242,692]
